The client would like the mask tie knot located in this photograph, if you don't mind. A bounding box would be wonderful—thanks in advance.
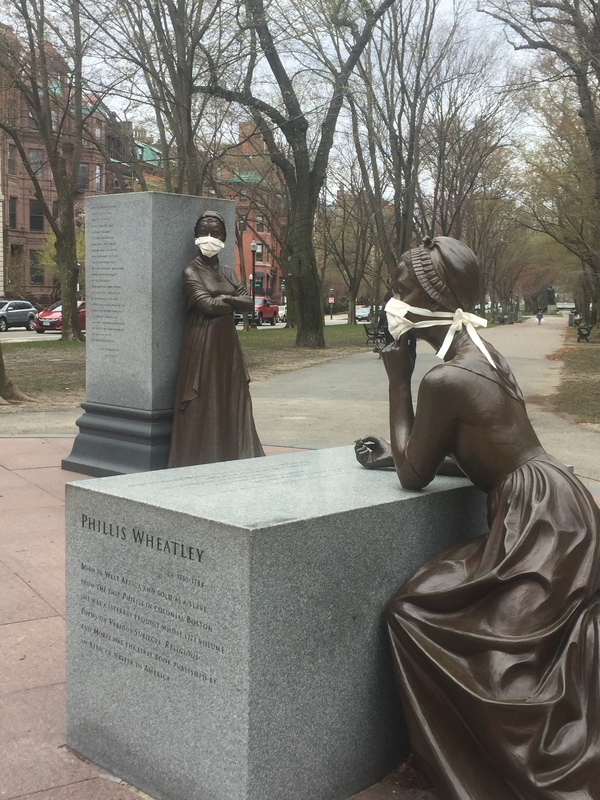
[385,299,496,370]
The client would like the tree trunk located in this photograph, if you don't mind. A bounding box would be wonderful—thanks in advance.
[0,343,33,403]
[55,207,84,341]
[287,196,325,347]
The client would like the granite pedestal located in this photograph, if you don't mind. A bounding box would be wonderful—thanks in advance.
[66,447,487,800]
[62,192,236,477]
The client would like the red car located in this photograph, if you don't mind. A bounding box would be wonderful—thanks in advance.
[34,300,86,333]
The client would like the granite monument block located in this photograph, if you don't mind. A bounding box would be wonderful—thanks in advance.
[66,447,488,800]
[62,192,236,477]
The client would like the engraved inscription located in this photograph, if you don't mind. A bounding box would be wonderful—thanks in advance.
[77,514,222,686]
[87,206,127,354]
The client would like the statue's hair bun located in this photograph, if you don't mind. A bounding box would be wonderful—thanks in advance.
[422,236,434,249]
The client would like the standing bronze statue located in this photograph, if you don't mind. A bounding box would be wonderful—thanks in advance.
[168,211,264,467]
[355,236,600,799]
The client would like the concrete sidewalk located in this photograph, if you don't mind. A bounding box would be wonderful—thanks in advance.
[0,312,598,800]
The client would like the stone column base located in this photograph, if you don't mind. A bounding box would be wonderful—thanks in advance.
[62,402,173,477]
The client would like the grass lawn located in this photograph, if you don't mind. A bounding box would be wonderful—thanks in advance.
[0,324,369,403]
[555,327,600,425]
[2,339,86,401]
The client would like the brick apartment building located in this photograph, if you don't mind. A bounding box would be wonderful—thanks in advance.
[216,125,286,303]
[1,32,284,311]
[0,99,110,305]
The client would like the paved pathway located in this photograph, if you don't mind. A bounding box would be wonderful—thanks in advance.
[251,314,600,484]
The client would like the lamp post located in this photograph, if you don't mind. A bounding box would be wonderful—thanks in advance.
[250,240,258,329]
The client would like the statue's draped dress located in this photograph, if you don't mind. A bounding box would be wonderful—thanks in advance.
[168,258,264,467]
[386,347,600,799]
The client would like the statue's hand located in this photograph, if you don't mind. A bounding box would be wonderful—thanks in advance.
[354,436,394,469]
[379,335,416,381]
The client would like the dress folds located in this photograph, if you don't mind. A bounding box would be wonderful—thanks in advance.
[168,258,264,467]
[387,455,600,799]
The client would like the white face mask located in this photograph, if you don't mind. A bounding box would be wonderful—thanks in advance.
[384,296,496,369]
[195,235,225,258]
[384,298,416,340]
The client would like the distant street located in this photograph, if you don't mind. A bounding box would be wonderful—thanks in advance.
[0,315,349,344]
[0,330,54,343]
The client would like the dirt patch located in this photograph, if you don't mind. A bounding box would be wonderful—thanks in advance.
[546,346,577,361]
[524,393,560,411]
[245,344,365,383]
[1,340,86,403]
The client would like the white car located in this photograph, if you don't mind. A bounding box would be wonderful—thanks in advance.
[355,306,371,322]
[278,304,287,323]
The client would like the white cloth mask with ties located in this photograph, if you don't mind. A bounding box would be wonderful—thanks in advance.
[195,235,225,258]
[385,297,497,370]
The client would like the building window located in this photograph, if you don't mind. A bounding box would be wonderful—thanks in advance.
[8,144,17,174]
[29,148,44,177]
[95,163,102,190]
[49,77,62,96]
[29,251,44,284]
[106,134,123,161]
[28,110,39,129]
[76,163,89,191]
[9,197,17,229]
[256,215,264,233]
[255,243,263,257]
[52,200,59,219]
[29,199,44,231]
[95,124,102,140]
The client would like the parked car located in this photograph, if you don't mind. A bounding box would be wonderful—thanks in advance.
[34,300,86,333]
[278,304,287,323]
[0,299,38,331]
[355,305,371,322]
[234,298,280,326]
[254,297,279,326]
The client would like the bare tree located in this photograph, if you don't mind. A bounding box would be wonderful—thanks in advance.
[87,0,236,196]
[479,0,600,322]
[345,0,457,278]
[320,183,376,323]
[194,0,399,347]
[512,68,600,322]
[0,1,103,341]
[417,44,517,240]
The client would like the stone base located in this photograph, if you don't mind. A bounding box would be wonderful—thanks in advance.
[65,447,488,800]
[62,401,173,477]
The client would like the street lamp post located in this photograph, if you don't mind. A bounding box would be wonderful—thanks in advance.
[250,240,258,330]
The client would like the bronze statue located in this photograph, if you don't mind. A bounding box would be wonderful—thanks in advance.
[168,211,264,467]
[355,236,600,798]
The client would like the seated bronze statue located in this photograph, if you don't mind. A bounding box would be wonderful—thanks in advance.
[355,236,600,799]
